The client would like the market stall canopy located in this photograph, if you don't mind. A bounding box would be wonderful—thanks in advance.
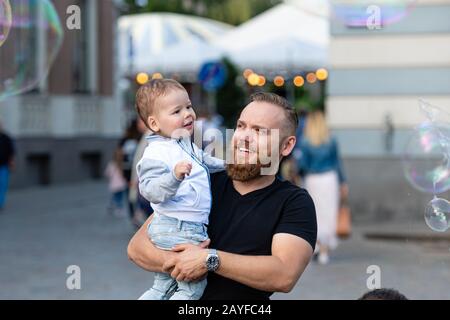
[118,13,233,75]
[149,38,224,74]
[213,2,330,72]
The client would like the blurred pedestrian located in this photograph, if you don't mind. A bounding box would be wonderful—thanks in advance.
[104,147,128,217]
[294,109,309,181]
[129,117,153,228]
[0,120,15,211]
[384,113,394,153]
[298,111,348,265]
[119,119,141,219]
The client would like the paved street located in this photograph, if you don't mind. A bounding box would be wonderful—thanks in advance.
[1,181,450,300]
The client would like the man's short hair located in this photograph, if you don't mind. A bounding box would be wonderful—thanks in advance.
[135,79,185,127]
[249,92,298,137]
[359,288,408,300]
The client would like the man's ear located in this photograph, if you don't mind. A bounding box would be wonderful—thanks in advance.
[281,136,296,157]
[147,116,159,133]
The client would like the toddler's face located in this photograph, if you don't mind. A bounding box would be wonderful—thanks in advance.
[149,89,196,138]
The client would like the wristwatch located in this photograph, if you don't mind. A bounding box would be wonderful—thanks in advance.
[205,249,220,272]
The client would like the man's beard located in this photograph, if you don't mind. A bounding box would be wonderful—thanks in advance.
[226,163,263,182]
[226,143,280,181]
[226,157,276,181]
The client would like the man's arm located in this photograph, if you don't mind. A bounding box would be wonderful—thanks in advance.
[165,233,313,293]
[165,190,316,293]
[127,215,211,273]
[216,234,312,292]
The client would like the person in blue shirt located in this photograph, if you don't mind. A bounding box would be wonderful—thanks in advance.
[297,111,348,265]
[0,120,15,211]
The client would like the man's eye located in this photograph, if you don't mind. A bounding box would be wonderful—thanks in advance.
[174,110,180,114]
[186,105,191,109]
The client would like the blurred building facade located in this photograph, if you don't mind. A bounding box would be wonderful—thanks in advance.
[327,0,450,221]
[0,0,123,188]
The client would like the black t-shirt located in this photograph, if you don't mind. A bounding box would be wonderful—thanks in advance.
[0,133,14,166]
[201,171,317,300]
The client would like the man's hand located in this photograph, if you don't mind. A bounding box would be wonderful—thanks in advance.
[162,240,210,282]
[174,161,192,180]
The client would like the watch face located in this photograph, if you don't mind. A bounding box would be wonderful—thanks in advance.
[207,256,219,271]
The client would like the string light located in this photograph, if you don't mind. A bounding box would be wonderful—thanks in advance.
[152,72,164,80]
[136,72,149,85]
[306,73,317,84]
[293,76,305,87]
[274,76,284,87]
[316,68,328,81]
[258,75,266,86]
[248,73,260,86]
[243,69,253,79]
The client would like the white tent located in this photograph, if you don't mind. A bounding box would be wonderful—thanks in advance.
[118,13,232,75]
[118,3,330,76]
[213,2,330,72]
[146,38,224,74]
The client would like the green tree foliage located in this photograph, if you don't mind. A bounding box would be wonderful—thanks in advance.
[123,0,282,25]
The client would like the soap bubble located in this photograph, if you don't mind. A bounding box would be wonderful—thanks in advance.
[331,0,417,27]
[424,196,450,232]
[403,122,450,194]
[0,0,12,47]
[0,0,64,101]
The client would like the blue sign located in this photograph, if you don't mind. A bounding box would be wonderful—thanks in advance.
[198,62,227,91]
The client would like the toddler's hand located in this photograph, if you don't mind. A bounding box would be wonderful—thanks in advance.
[174,161,192,180]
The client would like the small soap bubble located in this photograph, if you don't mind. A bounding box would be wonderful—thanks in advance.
[424,196,450,232]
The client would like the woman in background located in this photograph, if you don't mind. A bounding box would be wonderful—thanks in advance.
[298,111,348,265]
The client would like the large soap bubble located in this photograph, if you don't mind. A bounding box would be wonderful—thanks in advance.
[0,0,63,101]
[331,0,417,27]
[0,0,12,47]
[403,100,450,194]
[403,122,450,194]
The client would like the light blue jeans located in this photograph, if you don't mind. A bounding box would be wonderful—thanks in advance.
[138,213,208,300]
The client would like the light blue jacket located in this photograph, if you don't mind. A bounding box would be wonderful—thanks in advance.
[136,134,224,224]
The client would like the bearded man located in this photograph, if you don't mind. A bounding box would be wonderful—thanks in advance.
[127,92,317,300]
